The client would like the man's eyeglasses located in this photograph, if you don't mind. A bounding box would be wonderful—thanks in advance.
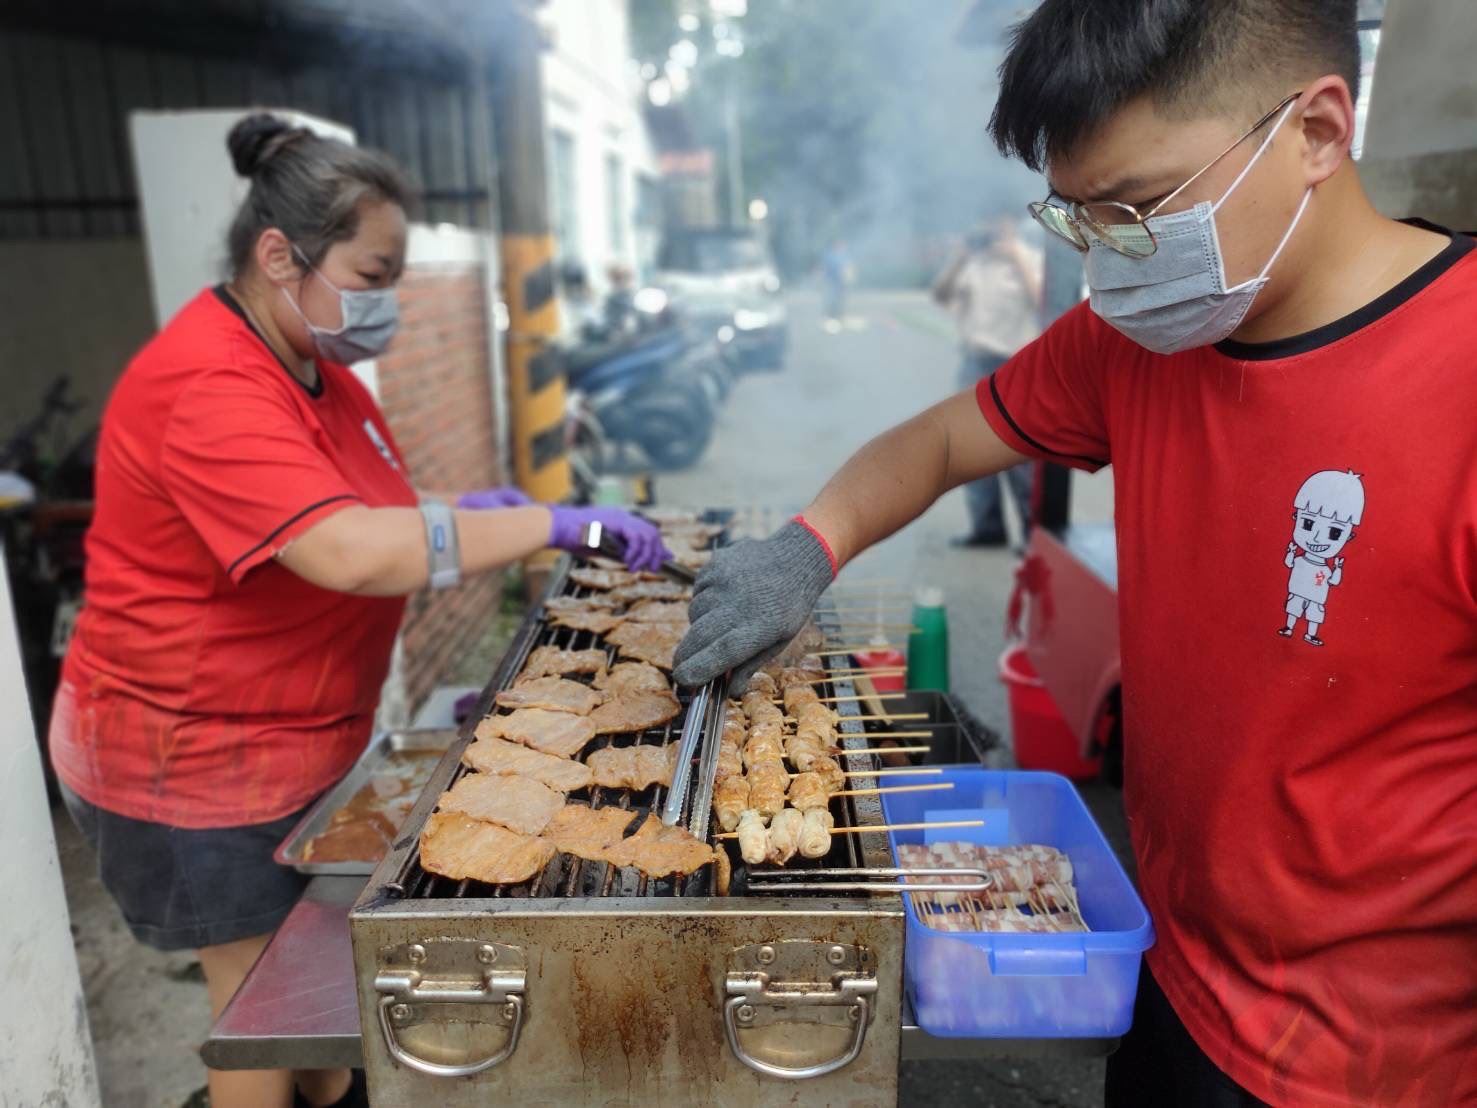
[1028,92,1301,258]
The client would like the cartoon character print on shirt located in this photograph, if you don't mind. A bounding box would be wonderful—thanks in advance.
[1278,469,1365,647]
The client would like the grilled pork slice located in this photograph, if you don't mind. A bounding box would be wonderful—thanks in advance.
[419,811,555,885]
[462,736,595,792]
[584,743,680,790]
[606,621,685,671]
[521,646,609,681]
[607,580,692,604]
[622,600,689,625]
[548,608,627,635]
[543,594,620,614]
[540,804,638,866]
[496,676,605,716]
[437,772,565,836]
[657,521,724,543]
[476,709,597,759]
[588,690,682,735]
[617,815,715,877]
[568,567,640,591]
[592,661,672,697]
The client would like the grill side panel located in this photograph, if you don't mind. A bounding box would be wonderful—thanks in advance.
[352,902,903,1105]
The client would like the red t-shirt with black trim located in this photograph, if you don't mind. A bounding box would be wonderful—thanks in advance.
[50,287,418,829]
[979,233,1477,1107]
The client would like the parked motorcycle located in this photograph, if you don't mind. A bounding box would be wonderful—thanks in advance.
[562,285,725,477]
[1,377,95,784]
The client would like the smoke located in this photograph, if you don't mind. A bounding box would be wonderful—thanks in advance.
[732,0,1041,284]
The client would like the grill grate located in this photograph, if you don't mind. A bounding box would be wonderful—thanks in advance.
[391,543,882,902]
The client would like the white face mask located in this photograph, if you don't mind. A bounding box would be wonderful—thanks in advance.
[1084,102,1311,355]
[282,245,400,363]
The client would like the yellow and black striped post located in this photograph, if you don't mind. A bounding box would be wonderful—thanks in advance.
[490,8,570,504]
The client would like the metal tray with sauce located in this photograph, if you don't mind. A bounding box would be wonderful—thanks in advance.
[274,728,457,876]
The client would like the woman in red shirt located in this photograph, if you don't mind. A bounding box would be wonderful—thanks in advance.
[49,114,664,1108]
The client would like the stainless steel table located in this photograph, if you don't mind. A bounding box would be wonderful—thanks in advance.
[204,877,1116,1071]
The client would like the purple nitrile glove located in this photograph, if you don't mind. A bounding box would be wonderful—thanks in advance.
[457,486,533,510]
[547,506,671,573]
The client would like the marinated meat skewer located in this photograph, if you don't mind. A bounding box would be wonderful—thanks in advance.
[713,774,751,831]
[736,809,769,866]
[797,810,834,859]
[766,808,804,865]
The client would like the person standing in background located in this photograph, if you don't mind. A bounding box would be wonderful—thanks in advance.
[820,238,853,330]
[931,216,1043,546]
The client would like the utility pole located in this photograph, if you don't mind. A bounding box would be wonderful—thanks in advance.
[487,3,570,502]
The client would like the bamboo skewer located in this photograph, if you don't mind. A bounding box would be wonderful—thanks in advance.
[780,712,929,725]
[718,818,984,841]
[838,750,927,762]
[831,624,921,633]
[812,645,902,655]
[792,669,908,685]
[774,692,907,705]
[828,782,951,799]
[786,767,943,779]
[832,730,935,739]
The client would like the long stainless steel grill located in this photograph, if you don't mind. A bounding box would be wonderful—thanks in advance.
[351,516,908,1105]
[384,561,878,904]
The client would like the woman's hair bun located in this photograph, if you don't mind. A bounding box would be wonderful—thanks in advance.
[227,113,297,178]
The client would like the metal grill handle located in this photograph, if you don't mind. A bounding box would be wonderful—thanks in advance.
[376,993,524,1079]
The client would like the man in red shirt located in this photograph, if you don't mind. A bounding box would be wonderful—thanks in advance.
[674,1,1477,1103]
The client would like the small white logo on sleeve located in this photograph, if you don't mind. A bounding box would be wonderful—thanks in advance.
[363,419,401,472]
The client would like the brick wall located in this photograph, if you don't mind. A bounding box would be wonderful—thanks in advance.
[377,263,506,710]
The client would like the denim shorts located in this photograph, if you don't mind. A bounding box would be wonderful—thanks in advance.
[61,783,311,951]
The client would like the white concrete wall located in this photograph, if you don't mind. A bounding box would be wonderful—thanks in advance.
[129,109,355,328]
[540,0,658,284]
[1359,0,1477,226]
[1363,0,1477,161]
[0,557,100,1105]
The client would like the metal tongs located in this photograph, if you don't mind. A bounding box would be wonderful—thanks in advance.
[578,519,696,585]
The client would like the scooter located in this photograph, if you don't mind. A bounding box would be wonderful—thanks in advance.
[1,377,95,789]
[563,288,723,474]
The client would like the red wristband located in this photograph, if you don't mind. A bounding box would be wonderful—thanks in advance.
[794,514,840,577]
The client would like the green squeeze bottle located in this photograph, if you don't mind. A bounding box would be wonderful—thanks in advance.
[906,586,950,692]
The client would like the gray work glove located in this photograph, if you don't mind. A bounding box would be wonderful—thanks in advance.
[672,520,836,688]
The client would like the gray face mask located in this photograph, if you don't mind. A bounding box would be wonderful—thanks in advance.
[282,246,400,363]
[1084,103,1310,355]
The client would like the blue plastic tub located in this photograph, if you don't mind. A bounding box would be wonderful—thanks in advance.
[883,768,1153,1038]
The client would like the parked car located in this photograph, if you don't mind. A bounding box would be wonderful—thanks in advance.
[653,228,788,370]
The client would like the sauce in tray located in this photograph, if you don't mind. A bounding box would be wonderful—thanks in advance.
[301,749,444,864]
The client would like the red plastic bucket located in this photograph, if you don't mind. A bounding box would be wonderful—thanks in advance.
[999,645,1102,779]
[852,648,906,693]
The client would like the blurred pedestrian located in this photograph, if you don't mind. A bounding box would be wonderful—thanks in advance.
[820,238,852,329]
[931,215,1042,545]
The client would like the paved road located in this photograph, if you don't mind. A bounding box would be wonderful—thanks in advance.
[666,288,1122,1107]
